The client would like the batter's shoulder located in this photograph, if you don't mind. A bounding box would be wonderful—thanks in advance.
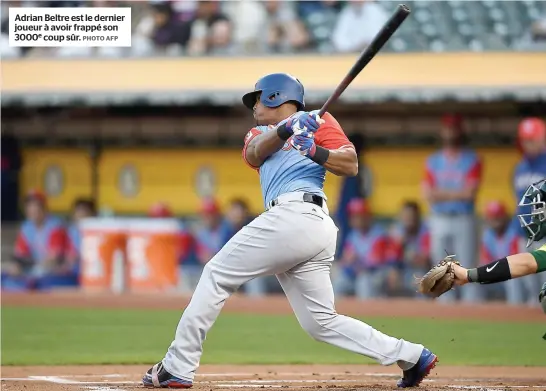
[321,112,342,130]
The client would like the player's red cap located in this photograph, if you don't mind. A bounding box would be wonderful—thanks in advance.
[347,198,370,215]
[518,117,546,140]
[148,202,173,218]
[25,189,47,206]
[441,114,463,132]
[200,198,220,215]
[484,201,507,219]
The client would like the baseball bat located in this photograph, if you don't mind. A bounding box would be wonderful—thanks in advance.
[318,4,411,116]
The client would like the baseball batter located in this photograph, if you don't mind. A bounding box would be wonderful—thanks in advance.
[142,73,437,389]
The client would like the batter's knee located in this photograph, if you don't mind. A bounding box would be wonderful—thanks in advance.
[298,311,337,341]
[201,262,242,294]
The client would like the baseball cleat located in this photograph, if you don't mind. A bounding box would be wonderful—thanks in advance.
[142,362,192,388]
[397,348,438,388]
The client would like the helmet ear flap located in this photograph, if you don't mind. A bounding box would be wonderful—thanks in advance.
[266,91,281,104]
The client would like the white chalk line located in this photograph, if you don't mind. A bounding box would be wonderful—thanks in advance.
[29,376,76,384]
[60,371,393,378]
[62,374,125,378]
[1,376,140,385]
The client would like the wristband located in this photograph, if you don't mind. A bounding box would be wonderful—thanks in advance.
[468,257,511,284]
[276,124,291,141]
[309,146,329,165]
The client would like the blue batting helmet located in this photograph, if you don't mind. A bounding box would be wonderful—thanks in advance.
[242,73,305,111]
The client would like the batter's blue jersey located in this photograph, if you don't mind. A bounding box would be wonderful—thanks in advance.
[243,112,353,208]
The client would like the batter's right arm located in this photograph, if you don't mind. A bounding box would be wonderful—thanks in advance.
[244,130,287,168]
[244,112,322,168]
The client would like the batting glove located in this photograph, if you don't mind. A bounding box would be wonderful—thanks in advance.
[290,131,317,157]
[286,111,325,136]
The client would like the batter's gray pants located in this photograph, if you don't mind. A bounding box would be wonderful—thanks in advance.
[430,213,481,303]
[162,192,424,383]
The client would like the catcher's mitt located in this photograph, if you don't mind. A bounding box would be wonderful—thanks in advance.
[416,255,461,298]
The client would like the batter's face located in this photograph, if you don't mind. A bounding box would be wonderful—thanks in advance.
[253,94,280,126]
[253,94,297,126]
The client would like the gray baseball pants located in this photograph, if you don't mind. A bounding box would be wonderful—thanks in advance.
[161,192,424,382]
[429,213,481,302]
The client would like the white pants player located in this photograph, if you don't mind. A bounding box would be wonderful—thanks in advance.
[162,192,424,383]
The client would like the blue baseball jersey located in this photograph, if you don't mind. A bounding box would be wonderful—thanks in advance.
[341,225,397,275]
[243,112,353,207]
[424,149,482,214]
[480,225,520,265]
[512,151,546,235]
[15,216,66,277]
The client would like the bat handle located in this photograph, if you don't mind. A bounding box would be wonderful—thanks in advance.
[317,100,332,117]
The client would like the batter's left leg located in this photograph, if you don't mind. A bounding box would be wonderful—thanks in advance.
[277,258,424,369]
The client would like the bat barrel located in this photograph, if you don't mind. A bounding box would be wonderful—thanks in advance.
[318,4,411,117]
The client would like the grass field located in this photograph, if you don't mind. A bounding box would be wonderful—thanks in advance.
[2,306,545,367]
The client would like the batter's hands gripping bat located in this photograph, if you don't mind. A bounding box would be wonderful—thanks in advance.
[317,4,411,116]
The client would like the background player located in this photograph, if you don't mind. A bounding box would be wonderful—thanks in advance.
[422,114,482,303]
[449,179,546,313]
[142,73,437,389]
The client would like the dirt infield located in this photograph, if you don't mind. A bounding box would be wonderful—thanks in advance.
[2,364,546,391]
[2,291,545,391]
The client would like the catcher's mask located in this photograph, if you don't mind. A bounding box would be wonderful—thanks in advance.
[517,178,546,247]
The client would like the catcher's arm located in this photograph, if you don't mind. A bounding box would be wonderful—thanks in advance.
[416,248,546,298]
[454,251,545,286]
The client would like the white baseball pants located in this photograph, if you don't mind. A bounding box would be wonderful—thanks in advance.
[162,192,424,382]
